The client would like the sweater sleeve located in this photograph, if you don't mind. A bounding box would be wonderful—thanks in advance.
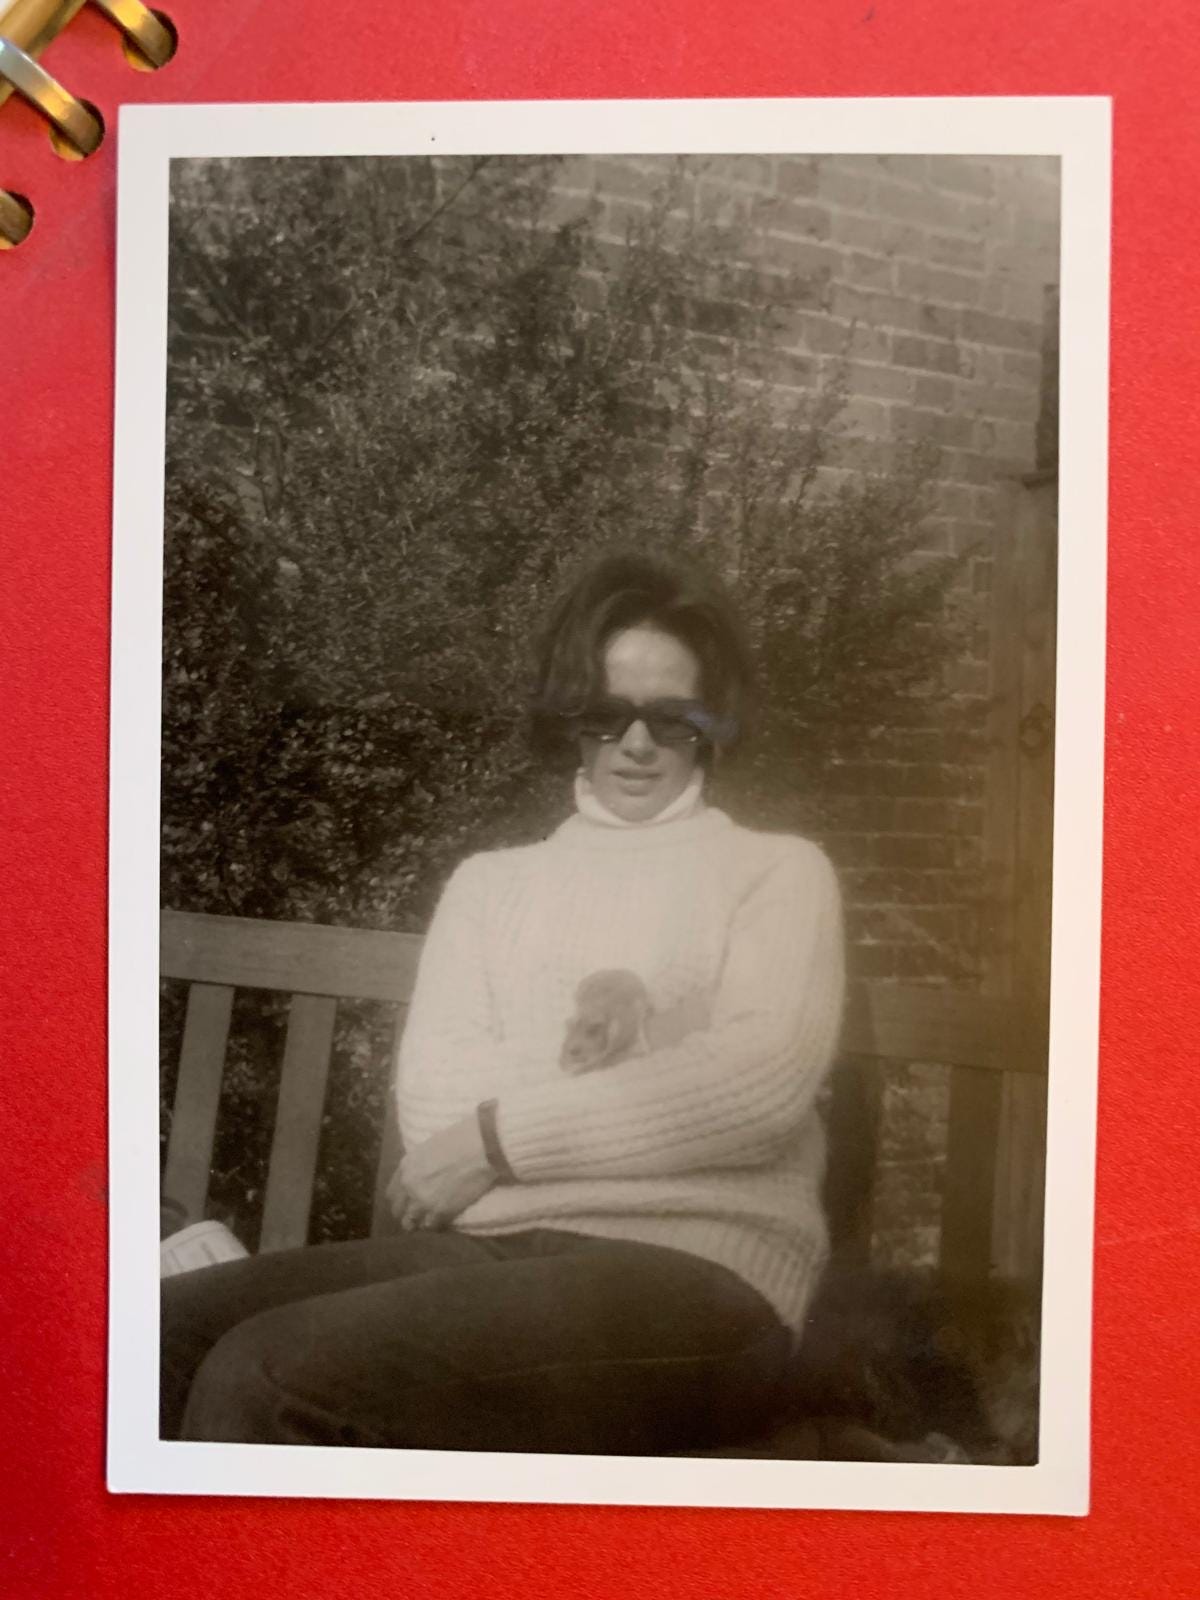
[394,854,529,1146]
[494,839,845,1180]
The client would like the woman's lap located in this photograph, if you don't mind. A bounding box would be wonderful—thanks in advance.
[162,1229,789,1453]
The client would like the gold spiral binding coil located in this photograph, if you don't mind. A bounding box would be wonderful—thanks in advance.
[0,33,105,154]
[90,0,175,70]
[0,181,33,243]
[1,0,178,246]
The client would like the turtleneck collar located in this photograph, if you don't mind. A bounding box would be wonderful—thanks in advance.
[554,769,732,851]
[573,766,707,829]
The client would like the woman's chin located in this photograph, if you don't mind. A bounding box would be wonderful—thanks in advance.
[600,784,675,823]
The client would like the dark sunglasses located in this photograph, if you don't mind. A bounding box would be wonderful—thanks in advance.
[566,698,736,747]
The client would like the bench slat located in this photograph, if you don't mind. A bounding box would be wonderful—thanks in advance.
[162,908,421,1004]
[259,994,339,1253]
[842,983,1020,1073]
[162,982,235,1222]
[824,1057,885,1263]
[991,1069,1048,1280]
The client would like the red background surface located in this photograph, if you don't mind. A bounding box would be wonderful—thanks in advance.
[3,1,1198,1593]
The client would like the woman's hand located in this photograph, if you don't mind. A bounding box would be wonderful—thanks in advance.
[387,1112,497,1230]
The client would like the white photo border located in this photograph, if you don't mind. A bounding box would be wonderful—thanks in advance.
[108,95,1111,1515]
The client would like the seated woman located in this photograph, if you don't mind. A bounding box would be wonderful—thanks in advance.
[160,552,846,1454]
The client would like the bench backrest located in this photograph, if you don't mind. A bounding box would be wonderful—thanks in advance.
[161,908,1043,1280]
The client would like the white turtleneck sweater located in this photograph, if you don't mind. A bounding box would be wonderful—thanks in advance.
[394,794,845,1332]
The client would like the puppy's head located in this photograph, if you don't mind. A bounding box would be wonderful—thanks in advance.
[560,970,650,1074]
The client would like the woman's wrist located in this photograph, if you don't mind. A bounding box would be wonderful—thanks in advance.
[477,1098,517,1183]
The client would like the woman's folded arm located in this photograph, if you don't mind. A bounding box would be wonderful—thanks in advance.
[494,841,845,1181]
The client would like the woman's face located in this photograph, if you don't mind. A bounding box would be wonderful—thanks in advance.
[580,625,703,823]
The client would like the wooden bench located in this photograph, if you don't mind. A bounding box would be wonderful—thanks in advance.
[161,907,1047,1291]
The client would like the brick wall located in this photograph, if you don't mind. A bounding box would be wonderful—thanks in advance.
[547,153,1061,1266]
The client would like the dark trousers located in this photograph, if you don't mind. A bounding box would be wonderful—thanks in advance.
[161,1228,791,1454]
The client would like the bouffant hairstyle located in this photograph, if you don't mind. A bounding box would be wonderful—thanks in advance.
[530,552,755,763]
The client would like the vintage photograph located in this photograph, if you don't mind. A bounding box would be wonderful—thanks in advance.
[108,98,1108,1512]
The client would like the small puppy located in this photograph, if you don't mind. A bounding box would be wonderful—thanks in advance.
[560,971,711,1074]
[560,970,652,1074]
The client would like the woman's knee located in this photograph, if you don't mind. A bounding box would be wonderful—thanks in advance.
[181,1309,325,1444]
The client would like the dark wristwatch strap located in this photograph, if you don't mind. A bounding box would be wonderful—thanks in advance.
[477,1098,516,1182]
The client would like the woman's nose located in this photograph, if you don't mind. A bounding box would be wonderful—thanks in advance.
[619,718,657,759]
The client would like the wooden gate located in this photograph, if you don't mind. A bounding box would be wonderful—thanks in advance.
[946,470,1057,1288]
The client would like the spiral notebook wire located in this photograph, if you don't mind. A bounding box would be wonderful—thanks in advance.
[0,0,178,247]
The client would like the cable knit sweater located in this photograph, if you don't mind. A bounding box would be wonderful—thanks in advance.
[394,802,845,1333]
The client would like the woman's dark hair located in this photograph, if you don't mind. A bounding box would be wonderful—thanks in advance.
[530,552,755,763]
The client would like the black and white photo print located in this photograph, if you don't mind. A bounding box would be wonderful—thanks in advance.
[107,97,1110,1514]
